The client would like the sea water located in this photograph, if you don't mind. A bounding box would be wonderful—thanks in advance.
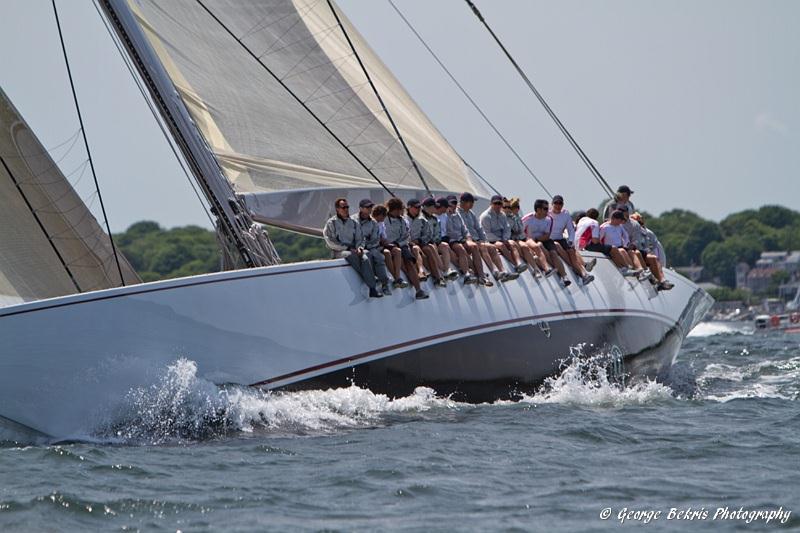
[1,323,798,532]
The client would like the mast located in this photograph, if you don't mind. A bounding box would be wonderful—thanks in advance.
[99,0,279,268]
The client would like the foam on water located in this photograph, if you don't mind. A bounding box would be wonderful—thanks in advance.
[99,359,463,444]
[688,321,752,337]
[697,355,800,402]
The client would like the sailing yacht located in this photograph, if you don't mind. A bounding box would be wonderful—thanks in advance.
[0,0,712,442]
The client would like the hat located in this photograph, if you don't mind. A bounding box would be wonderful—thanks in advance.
[460,192,475,203]
[617,185,634,195]
[611,210,625,220]
[422,196,436,207]
[406,198,421,208]
[435,196,449,208]
[358,198,375,208]
[552,194,564,203]
[447,194,458,206]
[490,194,504,204]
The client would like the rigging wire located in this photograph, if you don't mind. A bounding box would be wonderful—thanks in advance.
[52,0,126,287]
[388,0,550,198]
[195,0,398,198]
[90,0,214,228]
[461,159,502,197]
[327,0,431,195]
[463,0,615,199]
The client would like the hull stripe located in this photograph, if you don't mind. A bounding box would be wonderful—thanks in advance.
[249,307,676,387]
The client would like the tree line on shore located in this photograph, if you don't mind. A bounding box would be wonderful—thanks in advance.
[115,204,800,295]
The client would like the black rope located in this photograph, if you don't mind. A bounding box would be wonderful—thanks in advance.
[52,0,126,286]
[195,0,397,198]
[388,0,550,198]
[91,0,214,228]
[1,155,82,292]
[464,0,615,199]
[327,0,431,195]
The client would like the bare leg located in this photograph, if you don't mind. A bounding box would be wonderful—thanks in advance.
[517,241,540,271]
[403,259,421,291]
[465,241,484,277]
[390,247,403,279]
[567,249,588,277]
[645,254,664,282]
[412,245,426,279]
[549,250,567,276]
[608,247,628,269]
[528,240,551,270]
[437,242,452,272]
[450,242,471,274]
[422,245,442,279]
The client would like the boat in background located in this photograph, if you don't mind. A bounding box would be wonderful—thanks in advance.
[0,0,711,442]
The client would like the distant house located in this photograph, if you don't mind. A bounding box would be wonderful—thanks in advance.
[737,251,800,294]
[755,251,800,274]
[745,267,780,293]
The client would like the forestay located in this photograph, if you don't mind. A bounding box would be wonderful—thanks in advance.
[125,0,489,233]
[0,89,140,307]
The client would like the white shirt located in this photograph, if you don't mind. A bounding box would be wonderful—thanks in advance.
[549,210,576,241]
[436,213,448,238]
[575,217,600,249]
[524,215,553,240]
[599,222,629,247]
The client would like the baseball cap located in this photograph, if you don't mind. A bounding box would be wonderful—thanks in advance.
[447,194,458,206]
[435,197,449,208]
[490,194,504,204]
[460,192,475,203]
[421,196,436,207]
[552,194,564,204]
[358,198,374,208]
[407,198,421,208]
[617,185,634,195]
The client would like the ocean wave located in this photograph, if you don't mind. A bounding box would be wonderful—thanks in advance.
[97,359,463,444]
[688,321,753,337]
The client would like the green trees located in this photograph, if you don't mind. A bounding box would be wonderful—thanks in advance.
[647,209,721,265]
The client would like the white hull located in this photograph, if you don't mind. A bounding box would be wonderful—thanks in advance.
[0,253,711,441]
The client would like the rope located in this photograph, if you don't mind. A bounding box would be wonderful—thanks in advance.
[464,0,615,199]
[327,0,431,195]
[195,0,397,198]
[52,0,126,286]
[388,0,550,198]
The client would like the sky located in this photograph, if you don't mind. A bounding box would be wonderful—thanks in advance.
[1,0,798,232]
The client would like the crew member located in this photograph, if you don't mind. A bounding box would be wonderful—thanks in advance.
[323,198,381,298]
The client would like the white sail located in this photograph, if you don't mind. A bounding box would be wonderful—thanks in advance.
[0,89,140,307]
[123,0,489,233]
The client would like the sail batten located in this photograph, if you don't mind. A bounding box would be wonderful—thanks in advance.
[119,0,488,233]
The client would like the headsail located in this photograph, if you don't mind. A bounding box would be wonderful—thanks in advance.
[0,88,140,307]
[113,0,489,234]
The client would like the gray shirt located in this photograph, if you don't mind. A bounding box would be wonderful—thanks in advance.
[479,207,510,242]
[354,214,381,250]
[445,210,469,242]
[457,206,486,241]
[602,198,636,221]
[624,218,643,249]
[323,215,362,254]
[422,212,441,244]
[383,215,409,247]
[507,212,525,240]
[406,214,427,244]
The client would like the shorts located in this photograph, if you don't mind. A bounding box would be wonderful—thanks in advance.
[585,242,613,256]
[554,238,574,250]
[539,239,557,252]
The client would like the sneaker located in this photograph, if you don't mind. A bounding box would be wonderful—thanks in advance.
[585,258,597,272]
[582,274,595,285]
[532,268,543,279]
[561,276,572,288]
[418,272,429,282]
[481,274,494,287]
[464,274,478,285]
[544,268,557,278]
[515,262,529,273]
[415,289,429,300]
[446,269,459,281]
[382,284,392,296]
[393,279,410,289]
[492,270,505,281]
[505,271,519,281]
[657,280,674,291]
[637,269,651,282]
[369,287,383,298]
[622,268,638,277]
[435,278,447,288]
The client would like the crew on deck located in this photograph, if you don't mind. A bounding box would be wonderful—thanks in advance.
[322,185,673,297]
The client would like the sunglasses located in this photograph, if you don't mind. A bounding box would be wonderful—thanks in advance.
[337,204,350,209]
[492,201,503,205]
[553,201,563,205]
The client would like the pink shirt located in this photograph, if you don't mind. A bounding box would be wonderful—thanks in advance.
[599,222,629,247]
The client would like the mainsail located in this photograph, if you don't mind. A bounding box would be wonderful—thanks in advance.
[0,88,140,307]
[108,0,489,234]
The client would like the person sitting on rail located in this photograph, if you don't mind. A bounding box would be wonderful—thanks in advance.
[422,197,459,282]
[598,210,643,276]
[524,199,570,287]
[505,197,547,277]
[576,208,631,271]
[480,194,529,275]
[323,197,381,298]
[617,204,652,281]
[458,192,515,284]
[371,204,396,290]
[355,198,392,297]
[630,212,674,291]
[445,195,481,285]
[383,198,429,300]
[549,195,595,285]
[602,184,637,221]
[407,198,447,288]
